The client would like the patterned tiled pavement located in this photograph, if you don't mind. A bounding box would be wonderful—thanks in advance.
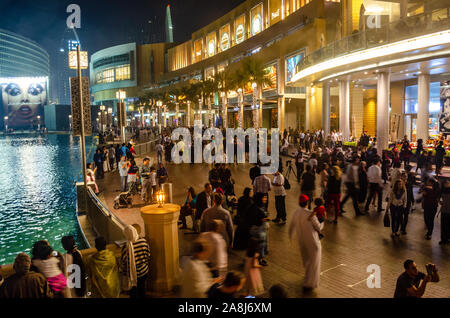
[96,153,450,298]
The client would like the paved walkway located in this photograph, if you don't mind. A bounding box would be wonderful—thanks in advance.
[96,153,450,298]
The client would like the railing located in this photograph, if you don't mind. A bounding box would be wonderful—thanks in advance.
[85,187,126,244]
[134,138,159,156]
[295,6,450,76]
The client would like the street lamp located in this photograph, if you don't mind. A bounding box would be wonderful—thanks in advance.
[156,100,163,133]
[4,116,8,133]
[68,115,72,131]
[116,90,127,143]
[37,115,41,132]
[99,105,106,133]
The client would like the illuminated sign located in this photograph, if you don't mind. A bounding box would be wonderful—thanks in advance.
[285,51,304,82]
[234,15,246,44]
[193,39,203,62]
[68,50,88,69]
[220,24,231,51]
[221,33,229,51]
[207,32,216,57]
[251,3,263,36]
[68,40,79,51]
[271,9,280,19]
[263,64,277,90]
[0,77,48,129]
[236,24,244,44]
[252,14,262,36]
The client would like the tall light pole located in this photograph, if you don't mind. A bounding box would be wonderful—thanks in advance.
[100,105,106,133]
[76,44,88,188]
[4,116,8,133]
[156,100,162,133]
[68,115,72,131]
[116,90,127,143]
[37,115,41,131]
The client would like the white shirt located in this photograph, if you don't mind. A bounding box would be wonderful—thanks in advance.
[272,174,286,196]
[150,171,157,186]
[199,232,227,273]
[180,257,213,298]
[367,165,383,185]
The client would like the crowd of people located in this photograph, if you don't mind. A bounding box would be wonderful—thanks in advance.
[1,125,448,299]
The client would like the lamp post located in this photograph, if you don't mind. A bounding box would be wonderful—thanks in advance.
[116,90,127,143]
[4,116,8,133]
[156,100,163,133]
[99,105,106,133]
[37,115,41,132]
[107,107,112,129]
[68,115,72,131]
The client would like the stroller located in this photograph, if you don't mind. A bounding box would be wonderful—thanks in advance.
[113,191,133,209]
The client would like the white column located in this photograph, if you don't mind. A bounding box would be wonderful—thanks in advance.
[417,73,430,142]
[305,86,310,130]
[377,72,390,152]
[322,82,330,136]
[339,80,350,141]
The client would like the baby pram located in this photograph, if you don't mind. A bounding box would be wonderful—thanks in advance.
[113,191,132,209]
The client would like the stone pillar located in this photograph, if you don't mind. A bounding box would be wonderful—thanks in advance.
[305,86,310,131]
[278,96,285,131]
[417,73,430,143]
[377,72,390,152]
[277,58,286,132]
[339,80,350,141]
[322,83,330,136]
[140,203,180,294]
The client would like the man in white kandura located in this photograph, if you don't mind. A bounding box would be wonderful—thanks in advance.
[288,194,323,293]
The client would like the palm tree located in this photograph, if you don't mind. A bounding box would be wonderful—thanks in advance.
[202,78,217,128]
[230,68,249,129]
[241,57,272,129]
[214,70,233,129]
[185,82,201,127]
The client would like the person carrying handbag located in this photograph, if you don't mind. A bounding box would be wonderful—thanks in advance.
[388,180,407,237]
[179,187,197,230]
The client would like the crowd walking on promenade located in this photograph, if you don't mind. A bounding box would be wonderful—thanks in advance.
[0,125,447,299]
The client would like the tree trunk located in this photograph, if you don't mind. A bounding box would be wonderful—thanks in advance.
[222,93,227,129]
[208,96,213,128]
[187,101,191,127]
[239,91,244,129]
[198,98,203,126]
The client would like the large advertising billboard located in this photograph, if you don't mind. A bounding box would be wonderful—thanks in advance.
[250,3,263,37]
[219,24,231,52]
[0,77,48,129]
[234,14,246,45]
[285,51,305,83]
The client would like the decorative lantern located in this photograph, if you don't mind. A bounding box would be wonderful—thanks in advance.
[156,190,165,208]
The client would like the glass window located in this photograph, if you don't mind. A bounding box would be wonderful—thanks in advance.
[115,65,130,81]
[404,82,441,114]
[102,68,114,83]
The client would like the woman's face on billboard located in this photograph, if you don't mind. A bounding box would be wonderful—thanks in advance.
[2,79,46,127]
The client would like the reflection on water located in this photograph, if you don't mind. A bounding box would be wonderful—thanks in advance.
[0,134,97,265]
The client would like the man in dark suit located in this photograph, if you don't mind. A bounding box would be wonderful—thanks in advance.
[194,183,213,232]
[249,163,260,184]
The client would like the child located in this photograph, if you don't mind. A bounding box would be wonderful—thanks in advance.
[244,238,264,296]
[31,243,68,296]
[310,198,326,239]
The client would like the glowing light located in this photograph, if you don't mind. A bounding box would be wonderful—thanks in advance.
[291,30,450,83]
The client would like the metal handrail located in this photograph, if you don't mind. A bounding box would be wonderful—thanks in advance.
[295,6,450,76]
[86,186,127,230]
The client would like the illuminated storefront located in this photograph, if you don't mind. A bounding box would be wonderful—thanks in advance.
[404,82,444,140]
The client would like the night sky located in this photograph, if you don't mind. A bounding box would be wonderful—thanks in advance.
[0,0,245,95]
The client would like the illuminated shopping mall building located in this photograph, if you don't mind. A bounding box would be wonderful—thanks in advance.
[91,0,450,147]
[0,28,50,129]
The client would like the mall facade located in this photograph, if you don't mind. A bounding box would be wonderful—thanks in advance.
[0,29,50,129]
[90,0,450,147]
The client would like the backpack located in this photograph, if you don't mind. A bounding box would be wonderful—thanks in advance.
[284,177,291,190]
